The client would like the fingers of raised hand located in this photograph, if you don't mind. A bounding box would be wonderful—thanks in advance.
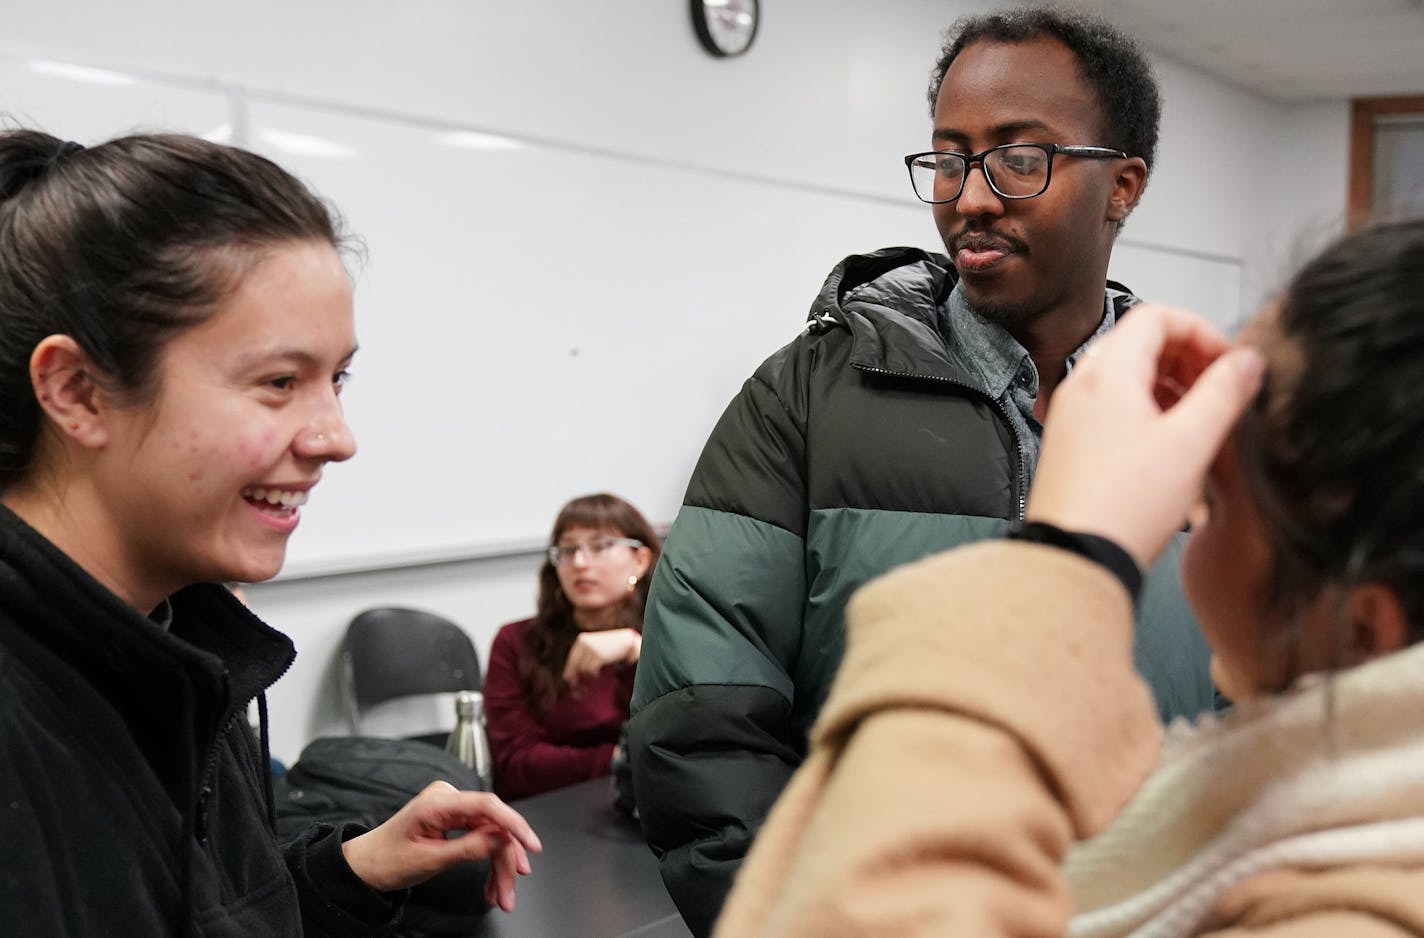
[565,652,597,687]
[1064,304,1248,437]
[1160,346,1264,456]
[486,833,531,912]
[1077,303,1232,394]
[410,786,543,854]
[565,632,622,685]
[1028,304,1258,570]
[455,794,542,855]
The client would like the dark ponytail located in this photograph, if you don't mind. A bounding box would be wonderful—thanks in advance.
[1239,217,1424,642]
[0,129,346,489]
[0,132,83,202]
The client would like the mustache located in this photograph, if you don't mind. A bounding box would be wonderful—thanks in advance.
[950,229,1028,255]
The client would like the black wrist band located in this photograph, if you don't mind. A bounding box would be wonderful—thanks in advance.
[1005,520,1142,602]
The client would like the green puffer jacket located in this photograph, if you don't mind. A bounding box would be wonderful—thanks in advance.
[628,246,1216,937]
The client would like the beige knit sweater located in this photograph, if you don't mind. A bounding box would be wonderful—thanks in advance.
[714,541,1424,937]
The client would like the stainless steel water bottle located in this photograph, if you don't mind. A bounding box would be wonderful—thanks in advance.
[446,690,493,790]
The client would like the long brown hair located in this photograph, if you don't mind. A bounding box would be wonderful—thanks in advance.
[519,493,661,710]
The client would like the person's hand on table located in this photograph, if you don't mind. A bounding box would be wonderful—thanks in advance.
[342,781,542,912]
[563,628,641,689]
[1027,302,1265,569]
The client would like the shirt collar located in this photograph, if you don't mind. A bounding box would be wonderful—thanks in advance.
[943,282,1117,399]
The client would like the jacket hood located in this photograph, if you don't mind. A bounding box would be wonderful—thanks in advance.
[804,245,1139,384]
[804,246,962,383]
[804,246,954,335]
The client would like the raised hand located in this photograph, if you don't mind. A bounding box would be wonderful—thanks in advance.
[562,627,641,689]
[1027,303,1265,569]
[341,780,543,912]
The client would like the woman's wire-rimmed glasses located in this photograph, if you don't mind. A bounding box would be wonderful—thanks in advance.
[904,143,1128,204]
[547,536,644,566]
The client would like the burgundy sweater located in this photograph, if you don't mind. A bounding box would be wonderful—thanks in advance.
[483,617,636,802]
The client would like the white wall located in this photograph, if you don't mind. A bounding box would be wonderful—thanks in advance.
[3,1,1353,763]
[1252,99,1354,312]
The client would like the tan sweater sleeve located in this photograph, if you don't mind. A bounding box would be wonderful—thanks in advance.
[714,541,1163,938]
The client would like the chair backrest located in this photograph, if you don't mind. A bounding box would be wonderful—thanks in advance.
[342,606,482,742]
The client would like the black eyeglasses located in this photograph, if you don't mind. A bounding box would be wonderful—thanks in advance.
[904,143,1127,204]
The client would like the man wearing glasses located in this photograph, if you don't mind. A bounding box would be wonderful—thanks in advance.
[629,9,1215,935]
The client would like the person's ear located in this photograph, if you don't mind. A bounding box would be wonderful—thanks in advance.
[1339,582,1410,667]
[30,335,110,449]
[1106,156,1148,224]
[632,545,653,580]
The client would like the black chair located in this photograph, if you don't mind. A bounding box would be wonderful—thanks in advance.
[341,606,482,747]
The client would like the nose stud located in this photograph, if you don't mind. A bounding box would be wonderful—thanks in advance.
[316,433,327,443]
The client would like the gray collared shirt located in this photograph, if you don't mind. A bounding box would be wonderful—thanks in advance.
[941,282,1121,487]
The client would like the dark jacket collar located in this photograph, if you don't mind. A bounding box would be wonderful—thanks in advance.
[0,504,295,800]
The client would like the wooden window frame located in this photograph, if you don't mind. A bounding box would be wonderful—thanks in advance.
[1349,95,1424,230]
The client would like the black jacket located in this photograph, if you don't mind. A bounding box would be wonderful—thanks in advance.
[0,505,403,936]
[628,247,1216,935]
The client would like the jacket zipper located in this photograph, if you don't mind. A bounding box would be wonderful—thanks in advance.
[195,647,298,841]
[851,362,1027,520]
[194,710,249,844]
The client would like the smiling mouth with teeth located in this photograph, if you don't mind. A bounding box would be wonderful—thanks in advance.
[241,487,310,517]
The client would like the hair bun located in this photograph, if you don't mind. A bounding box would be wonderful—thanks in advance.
[0,130,84,204]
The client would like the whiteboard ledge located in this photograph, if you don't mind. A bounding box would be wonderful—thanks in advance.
[272,537,549,582]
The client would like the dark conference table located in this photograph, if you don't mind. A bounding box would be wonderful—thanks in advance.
[475,777,693,938]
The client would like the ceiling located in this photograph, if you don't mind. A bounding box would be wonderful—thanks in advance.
[1035,0,1424,101]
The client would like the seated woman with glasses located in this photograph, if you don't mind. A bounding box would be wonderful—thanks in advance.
[484,493,660,801]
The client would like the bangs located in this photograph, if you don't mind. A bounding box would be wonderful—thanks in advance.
[550,493,635,543]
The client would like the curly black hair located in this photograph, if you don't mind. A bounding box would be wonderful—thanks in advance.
[928,6,1161,173]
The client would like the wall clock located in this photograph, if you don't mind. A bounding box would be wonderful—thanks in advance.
[691,0,759,58]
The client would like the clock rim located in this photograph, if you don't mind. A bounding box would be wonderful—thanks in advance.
[690,0,760,58]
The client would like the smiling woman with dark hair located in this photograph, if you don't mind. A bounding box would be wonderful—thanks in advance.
[717,218,1424,938]
[0,128,540,936]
